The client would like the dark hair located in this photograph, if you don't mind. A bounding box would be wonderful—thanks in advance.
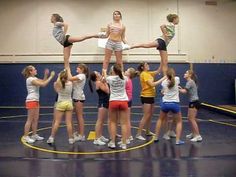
[88,71,97,93]
[167,14,178,23]
[113,10,122,19]
[166,68,176,89]
[59,70,68,89]
[113,64,124,80]
[137,62,146,73]
[187,70,198,86]
[78,64,89,78]
[52,13,64,22]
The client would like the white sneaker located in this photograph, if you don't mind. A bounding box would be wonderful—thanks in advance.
[119,143,127,150]
[136,135,146,141]
[99,136,109,142]
[128,136,134,141]
[122,44,131,50]
[74,134,85,142]
[186,133,193,139]
[190,135,203,142]
[118,139,130,145]
[47,136,54,144]
[168,130,176,138]
[31,134,44,141]
[68,138,75,144]
[93,139,106,146]
[108,141,116,149]
[163,133,170,140]
[23,136,35,144]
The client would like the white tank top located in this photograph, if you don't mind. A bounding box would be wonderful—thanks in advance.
[26,77,39,102]
[58,81,73,102]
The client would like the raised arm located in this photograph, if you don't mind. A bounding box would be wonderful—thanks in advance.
[43,69,49,80]
[97,81,110,94]
[152,63,163,76]
[32,71,55,87]
[146,76,166,87]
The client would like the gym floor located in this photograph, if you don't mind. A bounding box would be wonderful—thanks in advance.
[0,106,235,177]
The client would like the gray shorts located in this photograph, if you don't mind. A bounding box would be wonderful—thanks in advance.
[105,39,123,51]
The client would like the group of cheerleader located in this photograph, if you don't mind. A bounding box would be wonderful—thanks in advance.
[21,11,202,150]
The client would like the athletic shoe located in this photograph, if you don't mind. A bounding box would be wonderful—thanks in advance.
[47,136,54,144]
[168,130,176,138]
[154,136,159,143]
[145,130,155,136]
[162,133,171,140]
[74,134,85,142]
[176,140,185,145]
[190,135,203,142]
[136,135,146,141]
[118,139,130,145]
[122,44,131,50]
[31,134,44,141]
[99,136,109,142]
[119,143,127,150]
[108,141,116,149]
[128,136,134,141]
[186,133,193,139]
[68,138,75,144]
[93,139,106,146]
[23,136,35,144]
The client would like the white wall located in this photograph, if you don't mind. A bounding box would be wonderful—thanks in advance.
[0,0,235,63]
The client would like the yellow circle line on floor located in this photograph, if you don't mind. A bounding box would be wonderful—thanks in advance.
[21,124,155,155]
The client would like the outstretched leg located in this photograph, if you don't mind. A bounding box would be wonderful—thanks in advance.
[68,34,99,43]
[130,41,157,49]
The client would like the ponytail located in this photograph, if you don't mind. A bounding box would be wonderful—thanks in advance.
[89,72,97,93]
[166,68,176,89]
[188,70,198,86]
[113,64,124,80]
[59,70,68,89]
[52,13,64,22]
[22,65,34,78]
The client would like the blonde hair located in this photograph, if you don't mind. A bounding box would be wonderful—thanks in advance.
[127,67,138,79]
[59,70,68,89]
[22,65,35,78]
[167,14,178,23]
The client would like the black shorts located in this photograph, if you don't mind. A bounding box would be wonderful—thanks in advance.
[98,98,109,109]
[63,35,73,48]
[128,100,132,108]
[156,38,167,51]
[140,97,155,104]
[189,100,201,110]
[73,99,85,103]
